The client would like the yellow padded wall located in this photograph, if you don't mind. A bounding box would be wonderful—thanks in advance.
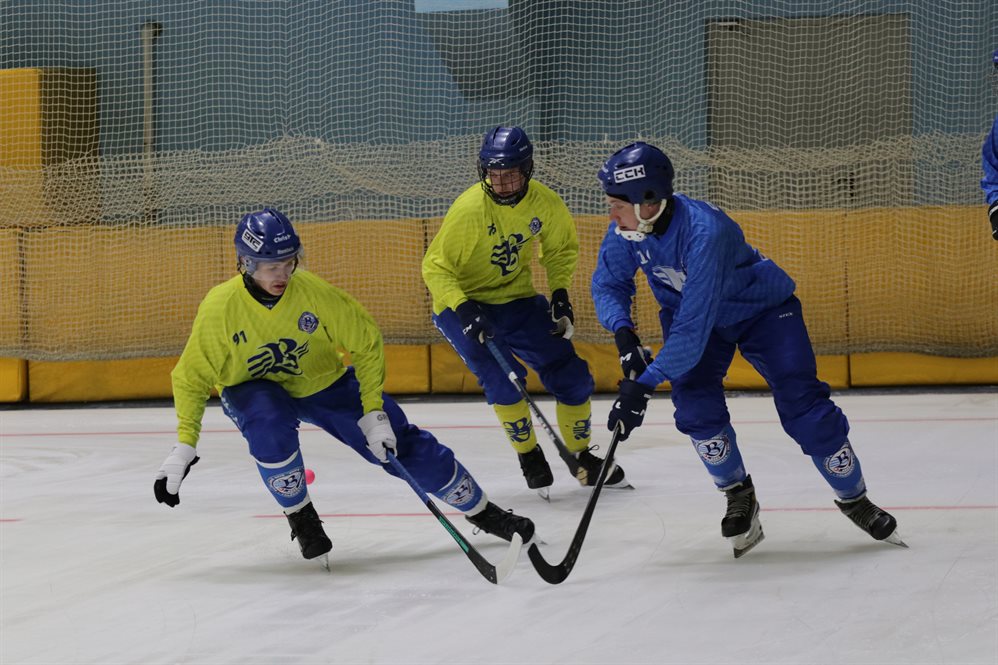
[298,219,434,341]
[0,228,21,352]
[851,353,998,386]
[846,206,998,353]
[0,69,44,219]
[22,227,231,358]
[27,345,430,403]
[0,358,28,402]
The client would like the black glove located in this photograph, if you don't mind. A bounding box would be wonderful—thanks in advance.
[455,300,494,344]
[989,202,998,241]
[608,379,653,441]
[615,327,653,380]
[154,443,200,507]
[550,288,575,339]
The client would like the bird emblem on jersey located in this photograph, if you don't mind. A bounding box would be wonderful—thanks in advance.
[247,338,311,377]
[502,416,533,443]
[491,232,527,275]
[652,265,687,292]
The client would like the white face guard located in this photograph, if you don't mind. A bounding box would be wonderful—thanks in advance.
[613,201,667,242]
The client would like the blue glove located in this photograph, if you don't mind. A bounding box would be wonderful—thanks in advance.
[614,328,653,380]
[608,379,653,441]
[455,300,494,344]
[549,288,575,339]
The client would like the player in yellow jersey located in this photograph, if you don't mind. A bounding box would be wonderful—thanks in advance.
[423,126,629,496]
[154,208,534,564]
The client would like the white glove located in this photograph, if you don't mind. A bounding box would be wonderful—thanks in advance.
[154,443,199,507]
[359,411,397,463]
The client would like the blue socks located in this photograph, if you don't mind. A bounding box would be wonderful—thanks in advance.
[811,440,867,500]
[691,424,747,488]
[255,449,310,512]
[433,461,487,514]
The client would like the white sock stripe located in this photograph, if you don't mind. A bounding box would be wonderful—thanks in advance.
[283,496,312,515]
[255,450,301,469]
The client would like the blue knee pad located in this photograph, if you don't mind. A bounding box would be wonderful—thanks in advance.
[255,449,310,511]
[691,424,747,488]
[811,440,866,500]
[432,461,486,513]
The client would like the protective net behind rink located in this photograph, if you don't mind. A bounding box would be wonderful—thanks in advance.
[1,1,995,359]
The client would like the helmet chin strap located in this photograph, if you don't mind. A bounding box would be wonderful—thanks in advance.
[614,200,667,242]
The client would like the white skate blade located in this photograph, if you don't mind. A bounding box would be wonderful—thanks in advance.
[536,487,551,502]
[606,478,635,490]
[729,515,765,559]
[882,529,908,548]
[317,553,330,572]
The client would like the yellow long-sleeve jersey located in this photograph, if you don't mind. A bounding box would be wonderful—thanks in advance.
[171,270,385,446]
[422,180,579,314]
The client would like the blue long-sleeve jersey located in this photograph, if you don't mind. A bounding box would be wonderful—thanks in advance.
[591,194,796,385]
[982,115,998,206]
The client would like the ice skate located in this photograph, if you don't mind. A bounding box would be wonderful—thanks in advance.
[835,493,907,547]
[720,475,765,558]
[466,501,536,544]
[574,449,633,489]
[518,444,554,500]
[286,502,333,568]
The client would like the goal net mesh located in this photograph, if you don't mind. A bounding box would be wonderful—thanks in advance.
[1,0,995,360]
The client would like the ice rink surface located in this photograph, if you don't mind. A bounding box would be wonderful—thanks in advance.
[2,390,996,665]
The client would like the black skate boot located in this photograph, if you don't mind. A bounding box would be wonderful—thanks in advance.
[720,475,764,558]
[835,493,907,547]
[466,501,535,544]
[286,502,333,561]
[573,449,632,489]
[518,445,554,490]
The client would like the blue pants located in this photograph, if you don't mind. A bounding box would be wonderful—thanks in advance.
[220,368,457,495]
[433,295,594,406]
[668,296,849,458]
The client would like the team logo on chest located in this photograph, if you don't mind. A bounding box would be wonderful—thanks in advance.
[247,338,311,377]
[491,232,527,276]
[652,265,687,292]
[528,217,542,235]
[298,311,319,334]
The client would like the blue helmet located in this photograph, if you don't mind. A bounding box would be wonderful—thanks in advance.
[234,208,302,274]
[478,125,534,206]
[598,142,674,204]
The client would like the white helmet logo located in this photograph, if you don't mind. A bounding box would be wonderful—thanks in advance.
[241,229,264,252]
[613,165,646,183]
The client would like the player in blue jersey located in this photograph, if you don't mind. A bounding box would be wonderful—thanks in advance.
[590,142,904,557]
[154,208,534,566]
[982,48,998,241]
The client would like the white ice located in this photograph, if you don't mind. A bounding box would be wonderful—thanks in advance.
[2,391,996,665]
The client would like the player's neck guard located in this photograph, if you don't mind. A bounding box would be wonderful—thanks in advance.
[615,198,673,242]
[242,272,284,307]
